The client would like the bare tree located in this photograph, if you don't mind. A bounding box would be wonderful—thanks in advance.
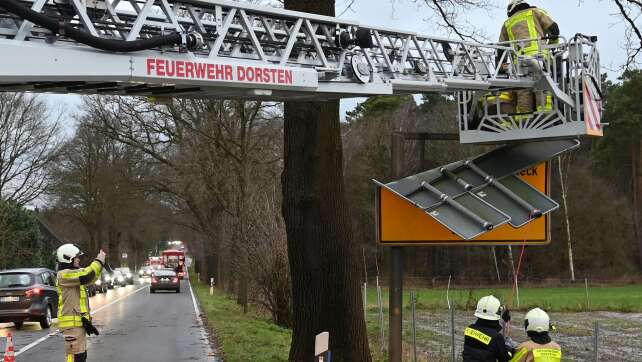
[0,93,61,205]
[612,0,642,68]
[412,0,493,40]
[50,113,151,260]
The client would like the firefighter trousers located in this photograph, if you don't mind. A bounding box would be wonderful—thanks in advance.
[63,327,87,362]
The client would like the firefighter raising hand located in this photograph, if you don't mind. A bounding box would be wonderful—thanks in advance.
[56,244,105,362]
[97,249,107,264]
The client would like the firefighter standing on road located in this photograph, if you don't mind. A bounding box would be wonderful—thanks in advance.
[510,308,562,362]
[463,295,515,362]
[500,0,560,116]
[56,244,105,362]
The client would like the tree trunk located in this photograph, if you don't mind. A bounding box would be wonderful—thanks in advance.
[632,140,642,271]
[282,99,371,362]
[281,28,372,359]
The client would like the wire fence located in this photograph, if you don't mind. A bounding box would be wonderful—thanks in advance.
[363,278,642,361]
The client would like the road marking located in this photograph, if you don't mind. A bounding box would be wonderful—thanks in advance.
[188,278,216,358]
[12,331,58,357]
[92,284,148,314]
[15,284,148,356]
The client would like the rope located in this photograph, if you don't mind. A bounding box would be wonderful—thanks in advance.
[507,242,527,309]
[504,242,527,339]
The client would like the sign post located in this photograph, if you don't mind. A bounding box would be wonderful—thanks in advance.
[314,332,331,362]
[387,133,406,362]
[209,278,214,296]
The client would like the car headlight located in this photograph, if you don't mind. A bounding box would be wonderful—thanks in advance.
[126,274,132,278]
[95,280,102,285]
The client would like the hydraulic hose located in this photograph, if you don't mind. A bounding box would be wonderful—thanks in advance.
[0,0,201,52]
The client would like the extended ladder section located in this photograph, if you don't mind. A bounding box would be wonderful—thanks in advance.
[0,0,603,143]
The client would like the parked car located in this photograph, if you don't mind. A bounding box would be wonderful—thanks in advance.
[0,268,58,329]
[150,269,180,293]
[114,267,134,285]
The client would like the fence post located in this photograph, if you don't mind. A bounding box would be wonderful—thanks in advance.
[447,275,456,362]
[585,278,591,312]
[593,321,599,362]
[450,302,456,362]
[376,276,385,352]
[411,291,417,362]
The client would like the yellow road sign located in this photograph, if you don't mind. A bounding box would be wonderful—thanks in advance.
[377,162,550,246]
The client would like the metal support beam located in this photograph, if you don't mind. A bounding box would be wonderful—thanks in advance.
[388,246,404,362]
[389,130,406,362]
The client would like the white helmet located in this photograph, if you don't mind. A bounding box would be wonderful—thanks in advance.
[525,308,550,333]
[474,295,502,321]
[56,244,84,264]
[507,0,527,16]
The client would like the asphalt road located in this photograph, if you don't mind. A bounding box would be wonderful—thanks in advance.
[0,278,218,362]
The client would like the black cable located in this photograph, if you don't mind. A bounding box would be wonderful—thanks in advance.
[0,0,195,52]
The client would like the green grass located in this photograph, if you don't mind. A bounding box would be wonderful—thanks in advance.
[365,284,642,312]
[191,275,642,362]
[191,278,291,362]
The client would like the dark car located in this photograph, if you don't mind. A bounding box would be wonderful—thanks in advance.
[0,268,58,329]
[150,269,180,293]
[101,271,115,289]
[112,271,127,287]
[92,272,109,294]
[114,267,134,285]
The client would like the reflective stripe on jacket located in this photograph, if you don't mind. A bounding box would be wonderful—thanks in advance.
[462,321,514,362]
[500,8,555,56]
[486,92,513,103]
[510,340,562,362]
[57,260,103,330]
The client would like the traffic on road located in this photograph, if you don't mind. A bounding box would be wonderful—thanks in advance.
[0,240,217,362]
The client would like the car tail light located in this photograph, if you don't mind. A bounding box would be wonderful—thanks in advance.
[172,277,178,283]
[25,288,42,298]
[151,277,159,284]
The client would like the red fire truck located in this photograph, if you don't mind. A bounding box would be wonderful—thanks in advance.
[161,249,186,279]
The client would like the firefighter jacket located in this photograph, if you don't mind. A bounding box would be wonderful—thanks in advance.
[499,7,557,56]
[57,260,103,330]
[463,319,515,362]
[510,340,562,362]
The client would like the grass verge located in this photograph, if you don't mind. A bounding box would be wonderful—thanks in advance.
[365,284,642,312]
[191,278,291,362]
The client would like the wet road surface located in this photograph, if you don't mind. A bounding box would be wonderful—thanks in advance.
[0,278,218,362]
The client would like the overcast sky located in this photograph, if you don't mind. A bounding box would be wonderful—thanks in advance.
[47,0,630,127]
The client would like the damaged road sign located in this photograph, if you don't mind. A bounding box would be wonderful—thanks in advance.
[375,139,579,245]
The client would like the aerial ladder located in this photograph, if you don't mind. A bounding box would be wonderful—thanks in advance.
[0,0,603,144]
